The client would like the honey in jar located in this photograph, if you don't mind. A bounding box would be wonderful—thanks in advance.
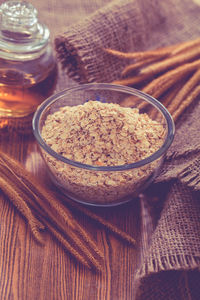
[0,1,57,119]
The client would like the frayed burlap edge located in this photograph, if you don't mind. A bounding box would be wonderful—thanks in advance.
[134,180,200,299]
[156,152,200,191]
[178,155,200,190]
[136,255,200,279]
[134,255,200,300]
[55,32,91,83]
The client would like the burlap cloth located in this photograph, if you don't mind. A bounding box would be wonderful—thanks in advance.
[55,0,200,299]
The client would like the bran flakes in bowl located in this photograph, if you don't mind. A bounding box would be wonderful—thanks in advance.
[41,101,165,205]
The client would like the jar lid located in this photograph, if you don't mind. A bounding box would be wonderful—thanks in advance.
[0,1,50,59]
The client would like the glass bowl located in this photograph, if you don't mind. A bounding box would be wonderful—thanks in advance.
[32,83,175,207]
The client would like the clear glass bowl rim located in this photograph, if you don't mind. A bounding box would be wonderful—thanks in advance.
[32,83,175,171]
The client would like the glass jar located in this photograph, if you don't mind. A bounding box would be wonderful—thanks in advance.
[0,0,57,122]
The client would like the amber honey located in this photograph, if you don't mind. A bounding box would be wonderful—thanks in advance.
[0,65,57,118]
[0,1,57,133]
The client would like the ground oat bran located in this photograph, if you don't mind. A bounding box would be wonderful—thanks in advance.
[41,101,165,205]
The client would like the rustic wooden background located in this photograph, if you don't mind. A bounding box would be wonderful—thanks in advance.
[0,1,154,299]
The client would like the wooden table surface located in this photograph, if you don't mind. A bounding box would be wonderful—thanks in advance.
[0,1,156,299]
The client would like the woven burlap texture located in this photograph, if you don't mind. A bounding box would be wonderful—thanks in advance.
[156,99,200,188]
[134,181,200,300]
[135,91,200,300]
[55,0,200,83]
[55,0,200,299]
[136,95,200,300]
[55,0,145,83]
